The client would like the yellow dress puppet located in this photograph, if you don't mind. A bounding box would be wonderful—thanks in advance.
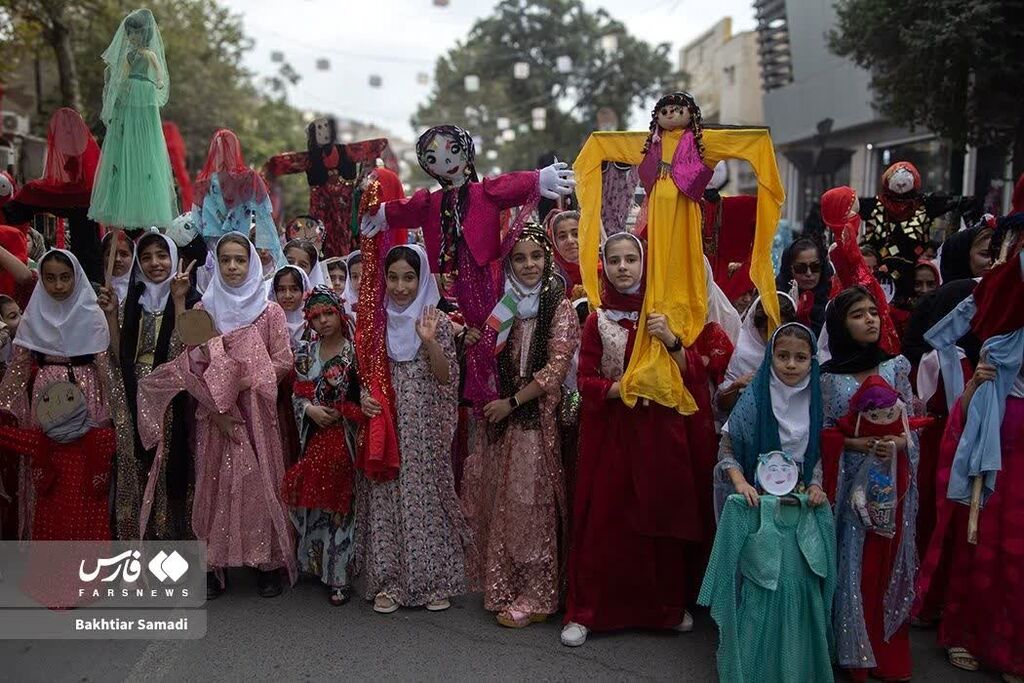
[575,92,785,414]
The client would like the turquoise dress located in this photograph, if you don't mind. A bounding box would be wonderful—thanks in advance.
[698,494,836,683]
[89,49,177,228]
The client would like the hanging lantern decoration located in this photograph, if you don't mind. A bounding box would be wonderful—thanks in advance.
[369,74,383,88]
[270,50,285,63]
[513,62,530,80]
[600,34,619,55]
[556,55,573,73]
[501,129,516,142]
[532,118,546,131]
[464,105,477,119]
[316,58,330,71]
[485,149,498,160]
[472,135,484,152]
[517,123,529,133]
[532,107,547,132]
[496,117,510,131]
[417,72,430,85]
[464,74,480,92]
[433,0,450,6]
[494,136,504,146]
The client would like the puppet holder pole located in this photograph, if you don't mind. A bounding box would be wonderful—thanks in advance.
[105,228,122,288]
[967,475,983,545]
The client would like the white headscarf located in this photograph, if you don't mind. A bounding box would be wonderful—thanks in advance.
[385,244,440,362]
[267,264,311,349]
[134,233,178,313]
[104,232,135,305]
[703,255,742,343]
[601,232,644,323]
[342,250,361,323]
[15,249,110,357]
[723,292,795,385]
[201,233,270,335]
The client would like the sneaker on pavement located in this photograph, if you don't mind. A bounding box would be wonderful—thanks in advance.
[425,598,450,612]
[561,622,588,647]
[674,611,694,633]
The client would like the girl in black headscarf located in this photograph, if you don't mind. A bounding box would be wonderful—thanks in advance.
[776,237,834,337]
[938,219,994,283]
[820,286,894,375]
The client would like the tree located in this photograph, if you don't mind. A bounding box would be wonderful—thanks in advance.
[413,0,681,173]
[830,0,1024,178]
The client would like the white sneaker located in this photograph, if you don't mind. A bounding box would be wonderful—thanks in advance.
[674,611,694,633]
[425,598,450,612]
[561,622,588,647]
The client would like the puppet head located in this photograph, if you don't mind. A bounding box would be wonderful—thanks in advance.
[35,380,91,443]
[850,375,902,425]
[0,171,15,205]
[308,117,337,148]
[416,125,477,188]
[756,451,800,496]
[883,162,920,196]
[166,211,198,248]
[124,8,156,48]
[286,215,326,252]
[643,92,705,156]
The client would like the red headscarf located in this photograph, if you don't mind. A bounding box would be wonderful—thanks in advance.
[878,161,922,222]
[14,108,100,208]
[544,208,582,289]
[192,129,267,210]
[0,224,28,298]
[599,232,646,314]
[821,185,901,355]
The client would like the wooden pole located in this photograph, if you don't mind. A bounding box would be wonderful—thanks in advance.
[105,228,122,288]
[967,475,983,545]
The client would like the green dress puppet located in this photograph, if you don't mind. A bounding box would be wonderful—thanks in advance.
[88,8,177,229]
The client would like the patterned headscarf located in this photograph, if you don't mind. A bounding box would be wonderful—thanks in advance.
[303,284,349,336]
[415,125,479,276]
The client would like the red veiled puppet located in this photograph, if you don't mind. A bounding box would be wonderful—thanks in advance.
[0,225,28,298]
[566,234,708,632]
[701,164,757,302]
[821,185,900,355]
[0,171,17,210]
[162,121,193,209]
[2,109,103,283]
[353,168,403,481]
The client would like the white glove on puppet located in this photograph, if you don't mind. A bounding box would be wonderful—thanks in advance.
[538,162,576,200]
[360,203,389,237]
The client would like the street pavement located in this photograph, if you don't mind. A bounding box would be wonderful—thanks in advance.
[0,569,1002,681]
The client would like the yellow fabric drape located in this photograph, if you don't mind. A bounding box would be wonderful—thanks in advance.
[574,127,785,414]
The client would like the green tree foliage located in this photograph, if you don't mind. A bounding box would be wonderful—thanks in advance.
[413,0,680,172]
[830,0,1024,177]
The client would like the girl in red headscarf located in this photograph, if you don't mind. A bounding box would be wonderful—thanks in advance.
[562,232,707,647]
[545,209,583,298]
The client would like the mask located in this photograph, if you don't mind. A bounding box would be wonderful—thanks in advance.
[35,381,92,444]
[756,450,800,496]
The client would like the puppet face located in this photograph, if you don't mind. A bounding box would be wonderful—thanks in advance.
[286,217,325,252]
[863,403,900,424]
[312,118,333,146]
[35,381,90,443]
[756,451,799,496]
[422,134,470,185]
[657,104,691,131]
[886,168,916,195]
[0,174,12,199]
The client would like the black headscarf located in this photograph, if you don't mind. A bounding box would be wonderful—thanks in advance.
[939,222,991,283]
[775,236,833,337]
[902,278,980,367]
[820,286,894,375]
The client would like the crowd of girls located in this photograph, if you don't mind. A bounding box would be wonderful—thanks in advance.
[0,136,1021,682]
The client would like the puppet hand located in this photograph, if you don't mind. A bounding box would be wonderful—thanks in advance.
[539,162,575,199]
[360,204,388,237]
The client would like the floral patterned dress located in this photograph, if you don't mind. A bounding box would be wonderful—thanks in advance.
[462,298,580,616]
[356,317,468,605]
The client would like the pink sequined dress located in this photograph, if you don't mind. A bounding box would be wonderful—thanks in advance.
[137,304,296,580]
[356,317,469,605]
[462,298,579,616]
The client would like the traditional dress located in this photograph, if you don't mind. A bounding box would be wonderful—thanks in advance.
[820,290,918,680]
[565,235,706,632]
[356,244,468,606]
[283,294,363,591]
[137,235,295,581]
[699,494,836,682]
[462,226,580,621]
[120,233,198,540]
[0,250,132,541]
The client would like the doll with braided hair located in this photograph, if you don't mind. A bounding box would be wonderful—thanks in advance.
[461,222,580,629]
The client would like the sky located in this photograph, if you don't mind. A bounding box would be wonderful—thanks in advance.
[221,0,758,142]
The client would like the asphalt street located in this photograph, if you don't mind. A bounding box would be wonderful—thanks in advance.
[0,567,1002,681]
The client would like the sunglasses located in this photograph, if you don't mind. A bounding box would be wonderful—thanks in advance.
[791,262,822,275]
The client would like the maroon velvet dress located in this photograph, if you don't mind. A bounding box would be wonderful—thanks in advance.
[564,311,705,631]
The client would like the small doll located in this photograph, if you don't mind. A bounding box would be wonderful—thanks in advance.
[836,376,930,536]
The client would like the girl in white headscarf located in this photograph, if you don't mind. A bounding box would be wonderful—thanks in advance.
[0,249,133,541]
[101,231,135,318]
[268,264,311,350]
[357,243,467,615]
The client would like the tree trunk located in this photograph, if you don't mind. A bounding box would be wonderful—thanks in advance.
[48,9,83,113]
